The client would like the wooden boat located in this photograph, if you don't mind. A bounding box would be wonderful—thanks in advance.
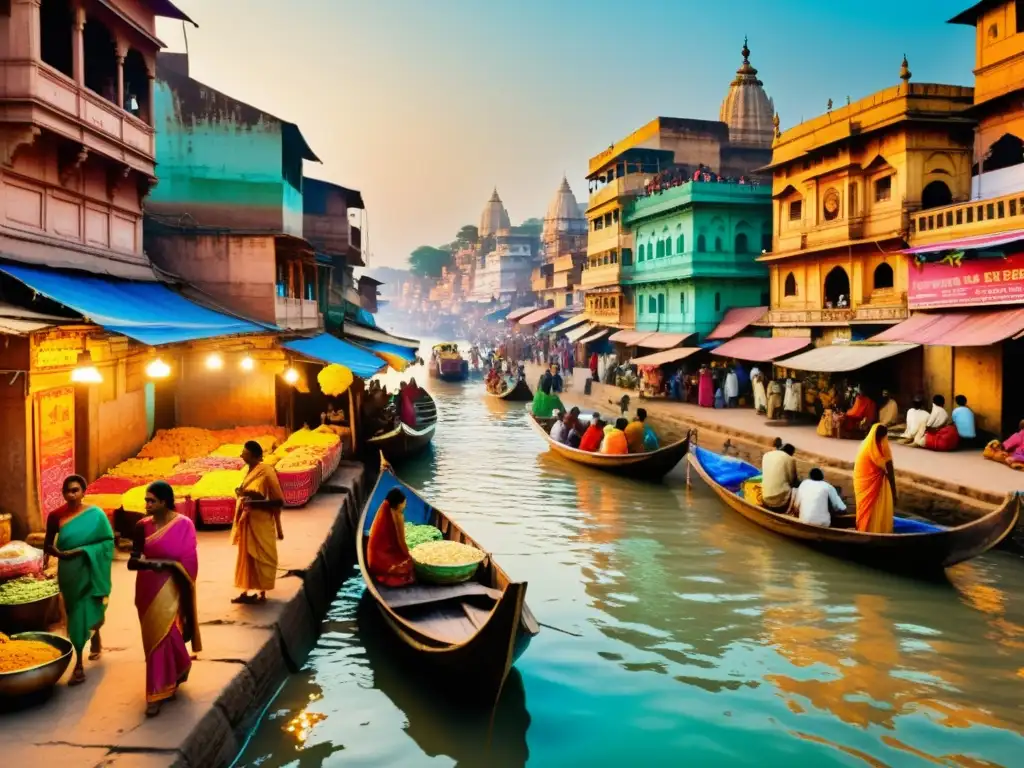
[486,377,533,402]
[428,342,469,382]
[688,444,1020,573]
[367,391,438,462]
[527,410,690,481]
[356,461,540,703]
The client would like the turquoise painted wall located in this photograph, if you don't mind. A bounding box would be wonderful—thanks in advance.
[623,183,771,336]
[150,79,303,237]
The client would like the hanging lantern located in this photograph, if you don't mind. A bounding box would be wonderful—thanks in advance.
[283,366,300,385]
[146,357,171,379]
[240,354,255,372]
[317,363,353,396]
[71,350,102,384]
[205,352,224,370]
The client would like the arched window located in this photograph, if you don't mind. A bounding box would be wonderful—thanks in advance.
[715,237,723,252]
[123,48,151,122]
[676,234,684,252]
[921,180,953,210]
[784,272,798,297]
[657,294,665,314]
[638,244,645,262]
[873,262,894,289]
[976,133,1024,174]
[680,292,686,314]
[83,15,118,104]
[824,266,851,306]
[665,238,672,256]
[714,292,721,312]
[697,235,707,252]
[735,232,749,254]
[656,240,665,258]
[638,295,644,314]
[648,296,657,314]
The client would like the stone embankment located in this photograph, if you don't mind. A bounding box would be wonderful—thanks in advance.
[2,462,370,768]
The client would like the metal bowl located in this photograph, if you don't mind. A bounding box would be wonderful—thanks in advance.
[0,632,74,699]
[0,592,61,634]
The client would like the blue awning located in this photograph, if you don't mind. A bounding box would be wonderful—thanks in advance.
[483,306,511,322]
[282,333,386,378]
[362,341,417,363]
[0,264,266,345]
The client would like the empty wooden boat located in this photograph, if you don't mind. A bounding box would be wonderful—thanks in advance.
[356,461,539,702]
[367,391,438,461]
[527,410,690,481]
[688,444,1020,573]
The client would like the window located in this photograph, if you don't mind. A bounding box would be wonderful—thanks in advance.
[612,209,620,223]
[680,292,686,314]
[676,234,684,252]
[610,251,618,264]
[714,237,723,252]
[657,294,665,314]
[789,200,803,221]
[873,263,894,290]
[761,233,772,253]
[784,272,798,297]
[648,296,657,314]
[656,240,665,258]
[875,176,892,203]
[697,234,707,252]
[638,244,645,262]
[735,232,749,254]
[40,0,74,78]
[714,292,721,312]
[824,266,851,306]
[665,238,672,256]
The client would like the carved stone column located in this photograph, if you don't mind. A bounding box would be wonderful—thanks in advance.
[72,5,86,85]
[115,42,128,110]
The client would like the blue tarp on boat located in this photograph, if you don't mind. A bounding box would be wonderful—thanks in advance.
[0,264,267,345]
[694,446,761,490]
[283,333,386,378]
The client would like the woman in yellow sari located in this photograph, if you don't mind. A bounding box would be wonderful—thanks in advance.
[853,424,897,533]
[231,440,285,604]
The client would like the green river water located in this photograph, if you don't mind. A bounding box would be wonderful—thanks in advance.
[236,366,1024,767]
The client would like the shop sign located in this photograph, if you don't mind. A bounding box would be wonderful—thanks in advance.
[34,387,75,524]
[32,331,84,370]
[909,253,1024,309]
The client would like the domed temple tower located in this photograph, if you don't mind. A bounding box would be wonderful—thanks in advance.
[532,176,588,309]
[720,38,775,150]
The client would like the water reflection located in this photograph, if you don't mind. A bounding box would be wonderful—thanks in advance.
[238,359,1024,767]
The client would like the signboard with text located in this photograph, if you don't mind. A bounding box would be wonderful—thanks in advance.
[34,387,75,524]
[908,253,1024,309]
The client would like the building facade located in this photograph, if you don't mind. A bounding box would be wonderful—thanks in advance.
[624,182,771,336]
[532,176,587,310]
[762,71,975,346]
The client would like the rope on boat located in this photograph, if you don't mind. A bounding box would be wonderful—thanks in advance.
[538,621,583,638]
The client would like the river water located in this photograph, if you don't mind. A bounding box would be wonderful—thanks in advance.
[236,363,1024,767]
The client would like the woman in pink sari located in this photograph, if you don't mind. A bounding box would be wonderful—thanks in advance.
[697,365,714,408]
[128,481,201,717]
[399,377,423,428]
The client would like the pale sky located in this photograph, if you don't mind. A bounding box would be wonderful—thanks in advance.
[157,0,976,269]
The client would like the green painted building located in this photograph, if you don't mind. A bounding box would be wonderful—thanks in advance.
[623,182,771,337]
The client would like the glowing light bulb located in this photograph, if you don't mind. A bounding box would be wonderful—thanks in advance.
[71,350,102,384]
[145,358,170,378]
[240,355,255,372]
[205,353,223,370]
[283,367,299,384]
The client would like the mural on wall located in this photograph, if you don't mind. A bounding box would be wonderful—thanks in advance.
[34,387,76,524]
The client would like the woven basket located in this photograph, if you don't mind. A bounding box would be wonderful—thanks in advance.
[412,559,481,585]
[197,497,235,526]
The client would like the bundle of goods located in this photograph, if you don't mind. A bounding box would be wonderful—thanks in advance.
[192,469,247,525]
[210,443,246,458]
[176,456,245,474]
[109,457,181,482]
[120,485,196,522]
[273,429,340,507]
[404,524,443,549]
[0,576,59,606]
[0,632,61,673]
[85,475,146,520]
[0,542,43,581]
[409,540,486,584]
[138,426,285,461]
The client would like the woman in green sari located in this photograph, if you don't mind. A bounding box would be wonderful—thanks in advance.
[43,474,115,685]
[531,376,566,419]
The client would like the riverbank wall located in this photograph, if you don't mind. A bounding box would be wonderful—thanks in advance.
[1,461,371,768]
[526,364,1023,550]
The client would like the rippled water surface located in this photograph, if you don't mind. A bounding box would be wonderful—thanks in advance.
[237,357,1024,767]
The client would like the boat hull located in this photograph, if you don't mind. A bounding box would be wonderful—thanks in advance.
[487,379,533,402]
[688,446,1020,573]
[356,464,539,704]
[367,392,438,462]
[527,410,690,481]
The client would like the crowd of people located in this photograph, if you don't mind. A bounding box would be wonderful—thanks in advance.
[544,407,660,455]
[640,164,761,197]
[42,440,283,716]
[361,378,425,436]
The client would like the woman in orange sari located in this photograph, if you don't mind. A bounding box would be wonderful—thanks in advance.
[128,481,201,717]
[231,441,285,604]
[853,424,897,533]
[367,488,415,587]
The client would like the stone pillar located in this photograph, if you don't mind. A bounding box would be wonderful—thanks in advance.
[115,42,127,110]
[146,67,155,126]
[72,4,86,84]
[10,0,42,60]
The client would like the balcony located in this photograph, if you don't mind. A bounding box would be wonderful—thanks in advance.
[908,190,1024,247]
[580,261,622,290]
[767,303,908,327]
[0,60,156,169]
[275,296,322,331]
[587,227,631,257]
[531,274,554,292]
[770,209,907,260]
[587,174,647,212]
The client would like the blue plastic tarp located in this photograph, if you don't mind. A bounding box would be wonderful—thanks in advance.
[693,446,761,490]
[363,341,418,362]
[283,333,386,379]
[0,265,265,345]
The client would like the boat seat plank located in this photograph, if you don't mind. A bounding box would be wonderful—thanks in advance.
[405,603,478,643]
[462,602,492,630]
[377,581,501,610]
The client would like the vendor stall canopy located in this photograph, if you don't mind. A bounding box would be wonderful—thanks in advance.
[0,265,266,345]
[711,336,809,362]
[547,313,589,335]
[706,307,768,341]
[506,307,539,322]
[631,348,702,367]
[283,333,386,379]
[871,308,1024,346]
[777,342,918,373]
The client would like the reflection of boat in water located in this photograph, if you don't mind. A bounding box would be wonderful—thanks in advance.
[528,410,690,481]
[486,378,533,402]
[367,391,438,462]
[429,342,469,382]
[356,462,540,704]
[689,445,1020,574]
[357,597,531,767]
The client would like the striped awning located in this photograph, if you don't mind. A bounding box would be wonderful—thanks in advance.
[517,307,562,326]
[711,336,810,362]
[706,307,769,340]
[547,313,590,334]
[579,328,610,344]
[631,348,702,367]
[507,306,538,321]
[636,332,692,349]
[566,323,596,342]
[609,329,653,345]
[777,343,918,373]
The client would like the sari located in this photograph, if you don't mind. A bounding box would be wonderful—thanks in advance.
[697,370,714,407]
[841,394,877,434]
[367,500,414,587]
[135,515,201,704]
[56,504,114,656]
[531,390,565,418]
[853,424,894,533]
[232,463,284,592]
[399,385,418,427]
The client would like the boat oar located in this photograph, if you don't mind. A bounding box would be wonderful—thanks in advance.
[538,621,583,638]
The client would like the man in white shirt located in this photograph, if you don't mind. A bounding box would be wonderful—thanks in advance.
[761,442,798,512]
[900,396,928,444]
[913,394,950,447]
[794,468,846,527]
[549,410,568,444]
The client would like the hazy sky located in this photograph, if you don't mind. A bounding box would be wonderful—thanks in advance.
[157,0,977,269]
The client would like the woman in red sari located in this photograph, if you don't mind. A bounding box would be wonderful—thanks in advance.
[399,377,423,428]
[128,481,201,717]
[367,488,414,587]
